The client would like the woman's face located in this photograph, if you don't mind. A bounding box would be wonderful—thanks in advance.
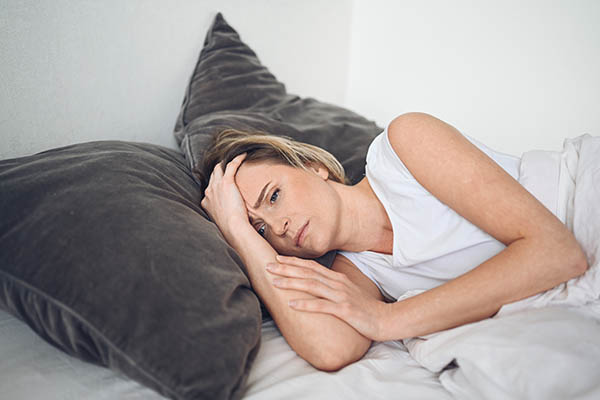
[235,160,341,258]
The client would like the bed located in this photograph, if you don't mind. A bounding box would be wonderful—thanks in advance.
[3,302,600,399]
[2,9,600,400]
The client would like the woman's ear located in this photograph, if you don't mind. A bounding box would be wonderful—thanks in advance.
[309,163,329,180]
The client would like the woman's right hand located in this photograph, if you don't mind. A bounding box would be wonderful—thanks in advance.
[200,153,250,239]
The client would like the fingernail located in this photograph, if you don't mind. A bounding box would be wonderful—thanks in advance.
[288,300,297,307]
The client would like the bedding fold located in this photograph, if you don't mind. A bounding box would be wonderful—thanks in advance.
[403,134,600,399]
[499,134,600,315]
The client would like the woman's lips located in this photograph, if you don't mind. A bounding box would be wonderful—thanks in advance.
[295,221,309,247]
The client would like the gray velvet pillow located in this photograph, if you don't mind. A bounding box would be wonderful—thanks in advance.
[0,141,261,400]
[174,12,383,187]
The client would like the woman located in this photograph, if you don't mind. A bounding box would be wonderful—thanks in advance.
[199,112,588,371]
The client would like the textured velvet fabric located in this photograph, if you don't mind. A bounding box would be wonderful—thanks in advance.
[0,141,262,400]
[174,12,383,188]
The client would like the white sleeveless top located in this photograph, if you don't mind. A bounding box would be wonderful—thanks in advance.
[339,127,561,301]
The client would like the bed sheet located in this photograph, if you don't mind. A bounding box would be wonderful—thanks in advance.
[244,320,451,400]
[0,309,451,400]
[0,309,165,400]
[3,288,599,400]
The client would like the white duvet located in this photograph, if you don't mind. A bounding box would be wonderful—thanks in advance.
[404,134,600,400]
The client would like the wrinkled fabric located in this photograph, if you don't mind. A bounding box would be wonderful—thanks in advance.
[500,134,600,314]
[403,134,600,399]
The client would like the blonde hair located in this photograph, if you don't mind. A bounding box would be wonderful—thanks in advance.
[195,128,347,192]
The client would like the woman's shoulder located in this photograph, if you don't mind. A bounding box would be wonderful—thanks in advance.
[385,112,457,165]
[366,122,419,183]
[384,112,520,181]
[371,112,466,176]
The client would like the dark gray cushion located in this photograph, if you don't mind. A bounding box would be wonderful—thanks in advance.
[174,12,383,187]
[0,141,261,400]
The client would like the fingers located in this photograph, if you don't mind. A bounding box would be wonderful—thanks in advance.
[206,163,222,194]
[273,276,344,302]
[268,264,341,292]
[212,162,224,180]
[275,255,348,283]
[267,261,343,291]
[201,157,234,218]
[205,153,246,200]
[288,298,347,320]
[267,261,325,280]
[207,153,246,188]
[223,152,247,179]
[269,260,349,301]
[276,255,312,266]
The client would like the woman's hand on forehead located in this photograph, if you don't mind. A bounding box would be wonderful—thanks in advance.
[200,153,250,237]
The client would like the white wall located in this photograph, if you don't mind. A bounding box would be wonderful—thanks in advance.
[0,0,352,159]
[2,1,599,159]
[346,0,600,155]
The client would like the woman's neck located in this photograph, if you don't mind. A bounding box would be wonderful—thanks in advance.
[332,177,393,254]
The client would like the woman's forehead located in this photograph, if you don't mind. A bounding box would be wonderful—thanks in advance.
[237,160,276,181]
[236,162,284,196]
[237,160,296,182]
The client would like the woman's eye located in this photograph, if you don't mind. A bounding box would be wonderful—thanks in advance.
[257,224,266,237]
[270,189,279,204]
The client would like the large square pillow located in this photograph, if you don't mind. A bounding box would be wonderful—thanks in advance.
[0,141,262,400]
[174,12,383,189]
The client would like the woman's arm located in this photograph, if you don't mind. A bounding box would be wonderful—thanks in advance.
[201,155,384,370]
[271,113,588,341]
[226,226,380,369]
[380,112,587,339]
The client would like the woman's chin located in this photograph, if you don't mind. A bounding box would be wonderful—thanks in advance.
[298,244,330,259]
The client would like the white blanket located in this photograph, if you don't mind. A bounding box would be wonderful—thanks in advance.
[404,134,600,399]
[405,303,600,400]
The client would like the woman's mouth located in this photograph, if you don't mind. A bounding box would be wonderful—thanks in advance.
[295,221,309,247]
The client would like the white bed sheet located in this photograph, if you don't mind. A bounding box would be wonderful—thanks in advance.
[0,309,164,400]
[244,320,451,400]
[0,309,451,400]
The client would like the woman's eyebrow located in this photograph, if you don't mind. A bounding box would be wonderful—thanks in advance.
[253,181,271,209]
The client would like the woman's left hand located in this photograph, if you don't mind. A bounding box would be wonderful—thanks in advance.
[267,255,392,341]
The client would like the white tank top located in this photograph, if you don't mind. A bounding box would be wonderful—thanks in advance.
[339,127,560,301]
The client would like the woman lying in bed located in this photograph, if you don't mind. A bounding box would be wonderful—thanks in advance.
[198,112,589,371]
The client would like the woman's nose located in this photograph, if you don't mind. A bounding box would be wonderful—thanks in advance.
[273,217,290,236]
